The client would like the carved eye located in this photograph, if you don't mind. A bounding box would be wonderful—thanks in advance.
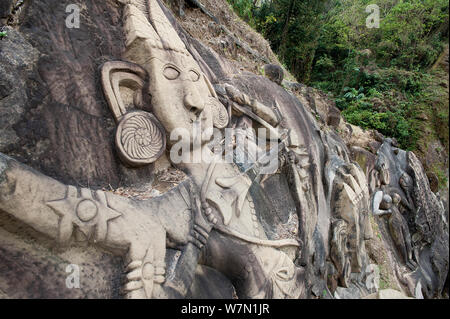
[189,70,200,82]
[163,66,180,80]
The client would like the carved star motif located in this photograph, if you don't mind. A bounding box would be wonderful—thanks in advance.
[47,186,121,244]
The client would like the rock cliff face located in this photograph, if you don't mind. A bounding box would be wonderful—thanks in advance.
[0,0,447,299]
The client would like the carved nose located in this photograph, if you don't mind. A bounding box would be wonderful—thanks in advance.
[184,89,204,116]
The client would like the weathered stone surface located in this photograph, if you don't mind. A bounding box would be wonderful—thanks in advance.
[378,289,413,299]
[427,172,439,193]
[334,286,361,299]
[362,289,413,299]
[0,27,39,151]
[0,0,447,299]
[0,0,151,188]
[370,140,449,298]
[263,64,284,85]
[327,105,341,128]
[187,265,236,299]
[0,0,14,21]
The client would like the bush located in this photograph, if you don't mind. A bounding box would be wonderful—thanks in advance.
[227,0,256,24]
[227,0,449,151]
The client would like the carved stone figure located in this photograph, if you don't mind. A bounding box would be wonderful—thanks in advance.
[0,0,447,300]
[330,219,351,287]
[318,131,374,294]
[231,116,260,172]
[373,193,416,270]
[371,140,448,298]
[0,0,304,299]
[371,145,419,273]
[328,158,372,282]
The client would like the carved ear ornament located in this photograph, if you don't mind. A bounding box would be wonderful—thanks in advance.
[101,61,166,167]
[202,74,229,129]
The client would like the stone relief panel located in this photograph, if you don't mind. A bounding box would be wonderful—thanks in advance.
[0,0,305,299]
[321,132,374,296]
[370,140,449,298]
[101,61,167,167]
[0,0,447,299]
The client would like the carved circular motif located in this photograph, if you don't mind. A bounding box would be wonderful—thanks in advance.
[116,112,166,167]
[76,200,98,222]
[208,97,229,129]
[183,209,192,222]
[134,127,153,147]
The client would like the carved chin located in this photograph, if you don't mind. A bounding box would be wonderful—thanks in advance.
[194,126,214,146]
[190,119,214,144]
[167,123,213,147]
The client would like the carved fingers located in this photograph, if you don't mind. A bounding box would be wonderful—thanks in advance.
[187,181,214,249]
[202,202,218,225]
[123,246,166,299]
[123,260,146,299]
[190,181,213,228]
[188,224,210,250]
[190,205,214,248]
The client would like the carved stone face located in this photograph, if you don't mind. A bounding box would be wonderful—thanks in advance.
[145,54,214,147]
[381,194,393,209]
[118,1,220,150]
[399,173,412,190]
[392,193,401,205]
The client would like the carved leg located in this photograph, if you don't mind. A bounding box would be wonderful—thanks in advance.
[401,226,417,270]
[148,231,168,299]
[400,242,409,267]
[331,220,351,287]
[354,212,363,273]
[0,153,171,299]
[157,182,214,298]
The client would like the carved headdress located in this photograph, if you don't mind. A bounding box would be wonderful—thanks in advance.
[121,0,192,62]
[102,0,229,167]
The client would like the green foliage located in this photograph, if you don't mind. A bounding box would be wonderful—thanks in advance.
[315,54,335,71]
[227,0,449,150]
[0,31,7,39]
[313,0,449,73]
[255,0,328,82]
[378,0,449,69]
[307,0,448,150]
[333,68,425,149]
[432,164,448,190]
[226,0,328,82]
[435,109,449,146]
[226,0,256,24]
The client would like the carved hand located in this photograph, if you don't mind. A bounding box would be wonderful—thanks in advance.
[188,182,214,250]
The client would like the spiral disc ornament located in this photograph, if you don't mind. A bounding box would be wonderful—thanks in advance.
[116,111,166,166]
[209,97,229,129]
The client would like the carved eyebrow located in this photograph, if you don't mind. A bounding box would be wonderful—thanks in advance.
[162,62,182,72]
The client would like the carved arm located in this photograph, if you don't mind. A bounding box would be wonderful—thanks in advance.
[161,181,214,298]
[0,152,185,299]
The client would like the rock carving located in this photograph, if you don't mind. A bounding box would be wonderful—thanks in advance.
[0,0,447,300]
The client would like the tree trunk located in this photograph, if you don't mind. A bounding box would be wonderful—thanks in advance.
[280,0,295,58]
